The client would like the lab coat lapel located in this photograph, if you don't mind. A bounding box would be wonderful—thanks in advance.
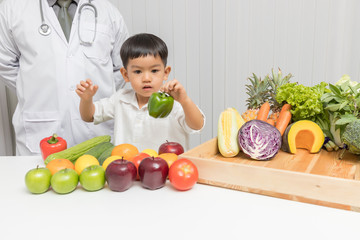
[68,0,83,46]
[41,0,69,45]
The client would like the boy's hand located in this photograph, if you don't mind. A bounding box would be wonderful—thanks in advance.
[76,79,98,101]
[160,79,189,104]
[161,79,204,130]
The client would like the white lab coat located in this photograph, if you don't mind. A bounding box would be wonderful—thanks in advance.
[0,0,129,155]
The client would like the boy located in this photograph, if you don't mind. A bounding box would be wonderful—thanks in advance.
[76,33,205,151]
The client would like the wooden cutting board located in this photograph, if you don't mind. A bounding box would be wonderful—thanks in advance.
[181,137,360,212]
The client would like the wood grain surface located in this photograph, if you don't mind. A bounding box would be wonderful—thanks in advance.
[181,137,360,212]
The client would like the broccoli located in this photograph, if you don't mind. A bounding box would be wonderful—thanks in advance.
[339,119,360,159]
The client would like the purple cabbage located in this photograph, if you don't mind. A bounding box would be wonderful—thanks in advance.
[238,120,282,160]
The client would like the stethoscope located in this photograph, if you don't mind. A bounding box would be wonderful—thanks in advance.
[38,0,98,45]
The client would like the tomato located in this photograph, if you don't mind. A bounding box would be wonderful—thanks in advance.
[131,153,150,169]
[130,152,150,180]
[169,158,198,191]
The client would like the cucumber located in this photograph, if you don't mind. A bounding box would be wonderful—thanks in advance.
[44,135,111,165]
[97,145,115,165]
[84,142,114,159]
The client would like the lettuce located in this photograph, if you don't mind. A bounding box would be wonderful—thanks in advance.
[275,82,328,122]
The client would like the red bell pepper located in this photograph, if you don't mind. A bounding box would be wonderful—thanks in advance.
[40,134,67,160]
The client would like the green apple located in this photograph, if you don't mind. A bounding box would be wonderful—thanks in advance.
[79,165,106,191]
[25,166,52,194]
[51,168,79,194]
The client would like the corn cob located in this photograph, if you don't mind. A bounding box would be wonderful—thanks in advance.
[218,108,245,157]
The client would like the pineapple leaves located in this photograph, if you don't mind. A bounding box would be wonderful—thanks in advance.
[244,68,293,111]
[244,73,270,109]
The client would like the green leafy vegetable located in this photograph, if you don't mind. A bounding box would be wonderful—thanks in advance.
[275,82,328,122]
[321,75,360,148]
[339,119,360,158]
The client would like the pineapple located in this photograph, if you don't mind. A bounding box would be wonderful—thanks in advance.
[268,68,293,123]
[241,73,270,122]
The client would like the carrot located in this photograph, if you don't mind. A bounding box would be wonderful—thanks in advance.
[279,103,291,115]
[266,118,275,126]
[275,110,292,136]
[256,102,270,121]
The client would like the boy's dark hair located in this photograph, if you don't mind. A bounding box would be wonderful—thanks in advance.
[120,33,168,69]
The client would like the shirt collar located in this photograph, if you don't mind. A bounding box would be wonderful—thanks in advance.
[118,89,148,110]
[47,0,80,7]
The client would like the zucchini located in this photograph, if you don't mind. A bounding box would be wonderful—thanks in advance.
[44,135,111,165]
[84,142,114,159]
[97,145,115,165]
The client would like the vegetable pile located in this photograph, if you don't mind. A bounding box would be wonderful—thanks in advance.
[217,70,360,160]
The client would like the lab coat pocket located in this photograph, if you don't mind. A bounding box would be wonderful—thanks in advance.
[23,111,60,154]
[81,23,112,62]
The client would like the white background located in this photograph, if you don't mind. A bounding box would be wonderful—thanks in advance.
[1,0,360,155]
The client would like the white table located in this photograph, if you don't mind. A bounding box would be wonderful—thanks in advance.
[1,156,359,240]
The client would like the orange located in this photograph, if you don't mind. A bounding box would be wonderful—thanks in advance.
[158,153,178,168]
[74,154,99,175]
[46,159,75,175]
[141,149,158,157]
[111,143,139,161]
[102,155,122,171]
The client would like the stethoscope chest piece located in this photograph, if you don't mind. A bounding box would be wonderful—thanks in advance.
[38,23,51,36]
[38,0,96,41]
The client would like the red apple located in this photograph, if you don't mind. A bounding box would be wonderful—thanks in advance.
[105,159,137,192]
[138,157,169,190]
[158,141,184,155]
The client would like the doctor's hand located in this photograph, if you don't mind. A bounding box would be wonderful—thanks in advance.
[76,79,98,101]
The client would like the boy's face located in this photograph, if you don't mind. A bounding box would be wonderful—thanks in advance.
[121,55,171,105]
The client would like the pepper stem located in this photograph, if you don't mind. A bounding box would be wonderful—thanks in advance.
[47,134,59,144]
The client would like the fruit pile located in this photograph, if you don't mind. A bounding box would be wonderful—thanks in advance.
[25,139,198,194]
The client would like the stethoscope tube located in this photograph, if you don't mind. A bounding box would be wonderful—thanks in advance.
[77,2,98,45]
[38,0,51,36]
[38,0,97,44]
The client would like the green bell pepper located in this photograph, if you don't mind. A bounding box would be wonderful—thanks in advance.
[148,92,174,118]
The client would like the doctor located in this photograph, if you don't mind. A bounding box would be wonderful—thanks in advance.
[0,0,129,155]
